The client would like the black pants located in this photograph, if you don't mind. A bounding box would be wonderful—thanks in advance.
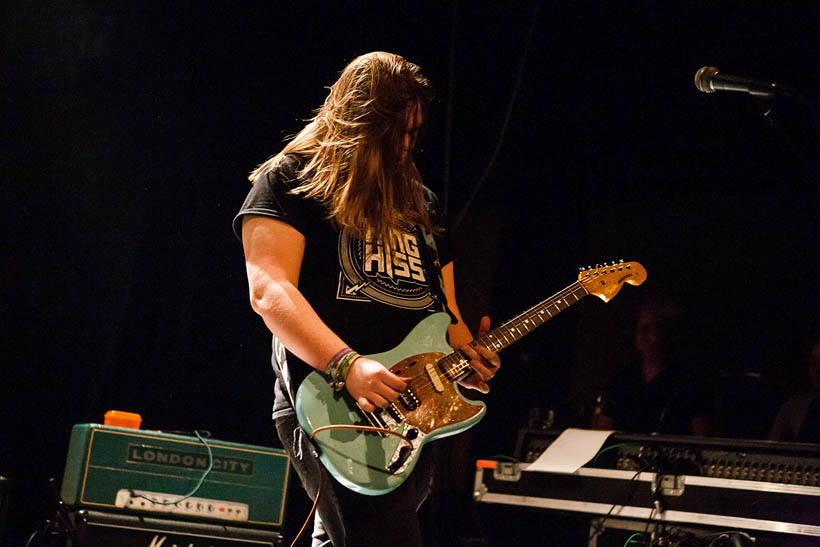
[275,412,435,547]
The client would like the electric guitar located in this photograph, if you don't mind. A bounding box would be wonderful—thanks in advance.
[295,261,646,495]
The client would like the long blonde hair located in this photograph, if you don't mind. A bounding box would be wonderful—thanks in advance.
[250,51,436,247]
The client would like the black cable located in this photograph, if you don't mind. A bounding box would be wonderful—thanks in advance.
[48,477,78,547]
[644,503,656,536]
[451,1,540,236]
[704,530,754,547]
[488,454,520,463]
[588,464,651,542]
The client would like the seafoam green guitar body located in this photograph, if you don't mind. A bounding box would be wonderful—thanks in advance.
[295,312,486,496]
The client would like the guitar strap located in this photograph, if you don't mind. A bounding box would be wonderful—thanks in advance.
[414,225,458,325]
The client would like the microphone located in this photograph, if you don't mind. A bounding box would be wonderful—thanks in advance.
[694,66,793,98]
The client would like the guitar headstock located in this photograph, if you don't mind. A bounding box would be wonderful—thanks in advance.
[578,261,647,302]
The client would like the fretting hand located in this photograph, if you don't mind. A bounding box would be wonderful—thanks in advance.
[457,316,501,394]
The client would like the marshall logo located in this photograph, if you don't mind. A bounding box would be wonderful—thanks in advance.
[128,445,253,476]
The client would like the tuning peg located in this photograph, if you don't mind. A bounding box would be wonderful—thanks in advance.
[578,266,584,272]
[618,259,624,263]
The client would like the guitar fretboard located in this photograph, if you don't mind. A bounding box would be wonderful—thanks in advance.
[439,281,590,380]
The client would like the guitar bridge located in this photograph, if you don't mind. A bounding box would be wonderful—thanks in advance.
[359,403,406,434]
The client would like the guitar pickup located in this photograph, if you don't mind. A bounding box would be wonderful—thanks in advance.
[385,403,405,423]
[398,388,420,411]
[425,363,445,393]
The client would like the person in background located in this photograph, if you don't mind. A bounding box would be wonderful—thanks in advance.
[593,298,714,436]
[769,340,820,442]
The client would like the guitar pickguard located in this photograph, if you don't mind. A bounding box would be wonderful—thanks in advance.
[389,353,484,435]
[385,424,425,475]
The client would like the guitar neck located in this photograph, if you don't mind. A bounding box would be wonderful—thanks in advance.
[440,280,590,379]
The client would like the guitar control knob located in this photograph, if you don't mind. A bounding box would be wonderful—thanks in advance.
[406,428,418,440]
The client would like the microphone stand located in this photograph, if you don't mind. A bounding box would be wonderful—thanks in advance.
[760,101,815,179]
[697,67,820,178]
[754,84,820,178]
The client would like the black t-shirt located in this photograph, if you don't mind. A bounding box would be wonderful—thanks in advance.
[233,155,452,418]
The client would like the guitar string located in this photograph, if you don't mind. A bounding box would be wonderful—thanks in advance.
[403,289,582,398]
[368,265,637,418]
[405,264,636,399]
[397,282,589,400]
[439,264,630,374]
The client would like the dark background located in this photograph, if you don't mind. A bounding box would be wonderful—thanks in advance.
[3,1,820,544]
